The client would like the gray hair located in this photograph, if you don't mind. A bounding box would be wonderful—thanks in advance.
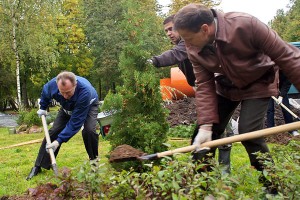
[56,71,77,86]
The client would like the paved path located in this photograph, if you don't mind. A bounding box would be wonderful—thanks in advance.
[0,113,18,127]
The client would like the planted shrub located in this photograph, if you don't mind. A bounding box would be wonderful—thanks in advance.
[168,124,196,138]
[102,0,169,171]
[260,140,300,198]
[17,109,41,126]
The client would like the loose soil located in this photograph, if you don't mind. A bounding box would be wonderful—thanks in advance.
[109,144,145,162]
[164,97,300,145]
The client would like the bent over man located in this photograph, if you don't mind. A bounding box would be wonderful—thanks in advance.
[27,71,99,180]
[149,14,232,174]
[174,3,300,194]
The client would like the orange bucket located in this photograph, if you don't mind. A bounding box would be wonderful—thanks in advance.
[170,67,195,99]
[160,78,173,100]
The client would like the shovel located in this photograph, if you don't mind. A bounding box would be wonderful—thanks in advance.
[109,121,300,162]
[271,96,300,121]
[41,115,59,176]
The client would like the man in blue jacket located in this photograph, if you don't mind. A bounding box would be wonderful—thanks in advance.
[26,71,99,180]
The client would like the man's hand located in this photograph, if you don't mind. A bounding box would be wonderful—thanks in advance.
[193,125,213,152]
[37,109,47,117]
[146,59,153,65]
[46,140,60,153]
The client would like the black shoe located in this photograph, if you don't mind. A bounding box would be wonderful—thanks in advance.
[26,166,41,180]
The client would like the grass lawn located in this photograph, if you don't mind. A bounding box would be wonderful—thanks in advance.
[0,127,278,197]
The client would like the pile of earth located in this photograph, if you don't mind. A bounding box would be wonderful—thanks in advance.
[163,97,300,145]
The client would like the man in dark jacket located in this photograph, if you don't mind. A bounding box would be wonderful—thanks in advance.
[149,15,196,87]
[267,70,299,136]
[149,15,232,174]
[27,71,99,180]
[174,3,300,194]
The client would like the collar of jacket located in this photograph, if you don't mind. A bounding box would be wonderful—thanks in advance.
[211,9,227,43]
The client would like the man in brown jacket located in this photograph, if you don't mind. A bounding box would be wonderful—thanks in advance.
[173,3,300,195]
[149,15,232,174]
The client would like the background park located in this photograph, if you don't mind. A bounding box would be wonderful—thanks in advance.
[0,0,300,199]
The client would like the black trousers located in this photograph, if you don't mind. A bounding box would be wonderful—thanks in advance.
[193,95,271,171]
[34,104,99,169]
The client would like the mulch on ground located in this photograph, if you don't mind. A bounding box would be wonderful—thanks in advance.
[163,97,300,145]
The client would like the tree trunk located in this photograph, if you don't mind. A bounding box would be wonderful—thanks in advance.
[8,98,18,111]
[11,1,22,109]
[21,76,29,108]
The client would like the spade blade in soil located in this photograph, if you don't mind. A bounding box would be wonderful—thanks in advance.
[109,144,146,163]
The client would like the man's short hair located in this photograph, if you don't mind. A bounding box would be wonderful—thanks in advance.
[163,14,175,25]
[174,3,214,33]
[56,71,77,86]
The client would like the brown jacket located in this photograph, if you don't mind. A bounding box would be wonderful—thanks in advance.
[186,9,300,124]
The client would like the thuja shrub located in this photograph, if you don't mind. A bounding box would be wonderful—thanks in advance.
[103,71,169,171]
[100,0,169,171]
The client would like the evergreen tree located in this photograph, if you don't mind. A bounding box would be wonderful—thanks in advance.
[103,0,169,170]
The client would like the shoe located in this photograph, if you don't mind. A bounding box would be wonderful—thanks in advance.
[292,131,300,136]
[26,166,41,180]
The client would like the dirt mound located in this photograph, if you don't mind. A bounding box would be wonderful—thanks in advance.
[164,97,300,145]
[109,144,145,162]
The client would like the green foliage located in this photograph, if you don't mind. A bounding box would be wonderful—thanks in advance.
[17,109,41,126]
[77,161,107,198]
[259,141,300,198]
[168,124,196,138]
[17,109,57,126]
[74,142,300,199]
[83,0,125,97]
[104,0,170,171]
[270,0,300,41]
[100,91,123,112]
[170,0,221,14]
[75,154,267,199]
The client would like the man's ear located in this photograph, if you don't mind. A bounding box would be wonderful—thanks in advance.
[200,24,209,33]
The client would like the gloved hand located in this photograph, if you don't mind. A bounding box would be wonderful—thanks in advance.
[37,109,47,117]
[276,96,283,104]
[46,140,60,153]
[146,59,153,65]
[193,125,213,152]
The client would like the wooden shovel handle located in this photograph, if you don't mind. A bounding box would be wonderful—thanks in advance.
[157,121,300,158]
[271,96,299,119]
[41,115,57,166]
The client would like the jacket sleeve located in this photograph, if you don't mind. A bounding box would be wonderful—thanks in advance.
[56,90,92,144]
[39,80,55,110]
[251,17,300,92]
[152,40,189,67]
[187,45,219,125]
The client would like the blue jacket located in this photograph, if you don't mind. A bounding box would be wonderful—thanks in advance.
[39,76,99,144]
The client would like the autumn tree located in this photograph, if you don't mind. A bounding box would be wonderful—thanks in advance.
[169,0,221,14]
[271,0,300,42]
[0,0,59,109]
[51,0,94,79]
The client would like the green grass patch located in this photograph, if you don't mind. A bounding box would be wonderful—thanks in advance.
[1,126,298,198]
[0,127,111,196]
